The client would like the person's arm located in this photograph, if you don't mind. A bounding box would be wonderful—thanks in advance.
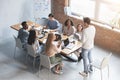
[62,26,67,35]
[78,32,82,41]
[36,40,40,48]
[81,31,87,44]
[56,20,60,29]
[68,26,76,36]
[52,20,60,32]
[45,20,50,29]
[55,45,61,53]
[53,42,62,53]
[32,40,40,52]
[72,26,76,34]
[57,40,62,48]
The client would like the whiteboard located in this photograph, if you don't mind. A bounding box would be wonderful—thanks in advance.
[33,0,51,19]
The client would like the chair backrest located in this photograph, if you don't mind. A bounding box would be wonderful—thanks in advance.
[39,18,48,26]
[101,53,112,69]
[13,35,23,49]
[27,44,37,57]
[57,23,63,34]
[40,53,51,69]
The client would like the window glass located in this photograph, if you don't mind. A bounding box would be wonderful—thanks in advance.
[70,0,120,29]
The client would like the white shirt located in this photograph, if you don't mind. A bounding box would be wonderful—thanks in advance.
[74,32,82,41]
[81,25,96,49]
[32,39,44,54]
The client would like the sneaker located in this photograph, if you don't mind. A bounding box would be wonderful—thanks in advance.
[54,70,63,75]
[51,67,55,73]
[79,72,88,77]
[90,67,93,71]
[58,71,63,75]
[88,70,93,73]
[88,66,93,73]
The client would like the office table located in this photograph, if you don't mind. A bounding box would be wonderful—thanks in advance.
[11,21,82,61]
[10,21,41,31]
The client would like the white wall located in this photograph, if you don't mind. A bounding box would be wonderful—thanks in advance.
[33,0,51,19]
[0,0,34,42]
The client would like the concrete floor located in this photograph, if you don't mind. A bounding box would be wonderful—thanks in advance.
[0,37,120,80]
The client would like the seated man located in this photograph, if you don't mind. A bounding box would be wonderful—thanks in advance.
[46,13,61,31]
[18,21,29,49]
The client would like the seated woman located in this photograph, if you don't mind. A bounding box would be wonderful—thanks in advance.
[74,24,83,41]
[74,24,83,62]
[62,19,76,36]
[45,33,63,74]
[27,30,44,54]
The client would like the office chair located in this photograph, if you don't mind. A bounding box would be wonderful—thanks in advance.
[39,53,60,72]
[27,44,40,69]
[39,18,48,26]
[13,35,23,58]
[91,53,112,80]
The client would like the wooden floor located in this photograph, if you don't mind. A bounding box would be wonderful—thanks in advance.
[0,37,120,80]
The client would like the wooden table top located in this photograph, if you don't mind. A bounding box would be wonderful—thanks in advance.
[10,21,41,31]
[10,21,82,55]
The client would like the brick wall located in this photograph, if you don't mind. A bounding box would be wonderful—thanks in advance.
[51,0,120,54]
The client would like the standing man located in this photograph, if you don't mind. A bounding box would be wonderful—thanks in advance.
[18,21,29,50]
[79,17,96,77]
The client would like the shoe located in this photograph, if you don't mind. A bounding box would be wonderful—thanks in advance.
[58,71,63,75]
[51,67,55,73]
[88,70,93,73]
[88,66,93,73]
[54,70,63,75]
[79,72,88,77]
[90,67,93,71]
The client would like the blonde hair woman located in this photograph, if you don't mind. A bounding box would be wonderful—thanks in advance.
[45,33,63,74]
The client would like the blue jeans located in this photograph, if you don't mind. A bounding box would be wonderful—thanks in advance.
[81,48,93,73]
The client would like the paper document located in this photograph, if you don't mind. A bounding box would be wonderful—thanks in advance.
[34,26,42,30]
[38,34,44,39]
[43,39,47,44]
[65,43,75,50]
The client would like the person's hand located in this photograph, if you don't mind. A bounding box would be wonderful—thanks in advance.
[43,26,47,29]
[63,33,67,36]
[57,40,62,48]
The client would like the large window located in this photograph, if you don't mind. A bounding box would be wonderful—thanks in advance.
[70,0,120,29]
